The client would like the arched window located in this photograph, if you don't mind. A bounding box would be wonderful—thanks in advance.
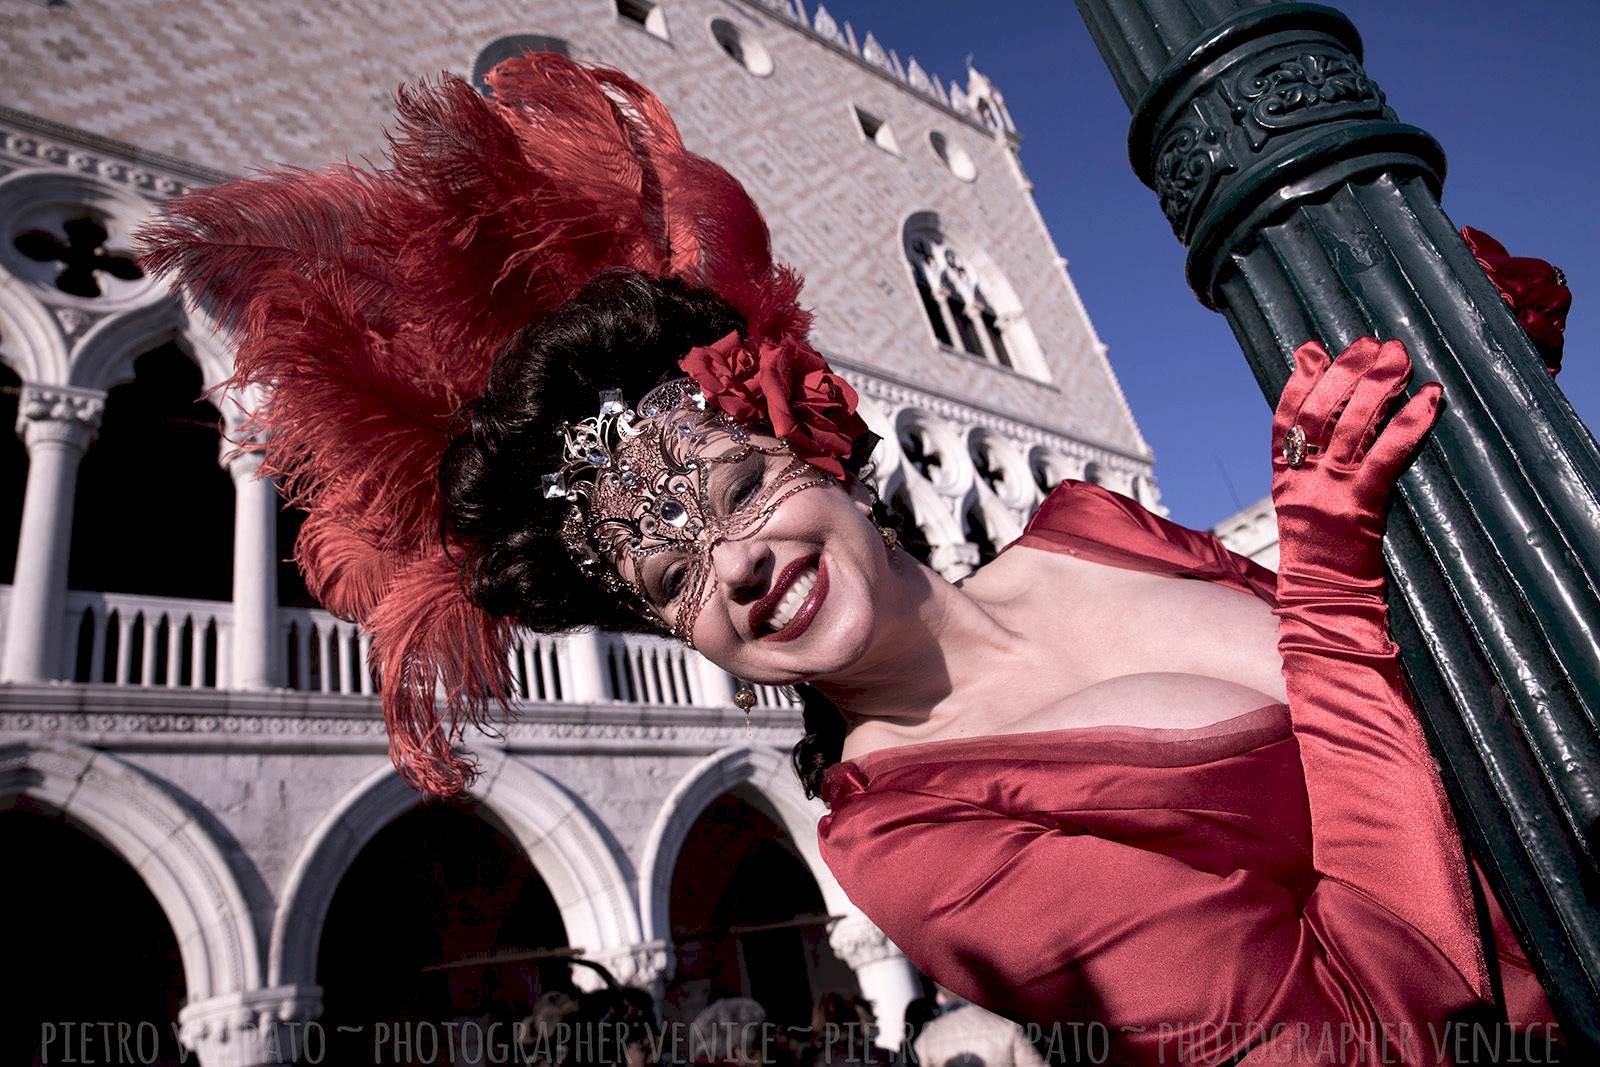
[710,18,774,77]
[887,488,934,567]
[68,343,233,603]
[903,213,1039,376]
[964,502,999,566]
[471,35,570,95]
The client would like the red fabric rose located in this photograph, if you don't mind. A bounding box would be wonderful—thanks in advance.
[677,330,765,422]
[1462,226,1571,377]
[678,332,870,480]
[754,336,870,479]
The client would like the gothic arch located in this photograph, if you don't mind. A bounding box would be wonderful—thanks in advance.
[638,745,849,952]
[0,170,158,316]
[965,428,1031,512]
[960,489,1022,565]
[67,295,225,391]
[891,407,966,499]
[269,750,641,988]
[1027,446,1085,497]
[0,740,262,1000]
[884,463,962,549]
[0,280,69,383]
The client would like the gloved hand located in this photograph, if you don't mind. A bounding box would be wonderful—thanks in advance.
[1271,336,1443,598]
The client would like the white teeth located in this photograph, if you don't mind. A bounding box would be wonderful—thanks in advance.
[764,565,818,633]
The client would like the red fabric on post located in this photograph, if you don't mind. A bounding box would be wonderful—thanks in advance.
[1462,225,1571,376]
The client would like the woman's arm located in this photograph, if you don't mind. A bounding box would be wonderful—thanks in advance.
[1268,337,1487,997]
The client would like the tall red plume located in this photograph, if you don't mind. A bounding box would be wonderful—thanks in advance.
[136,53,806,795]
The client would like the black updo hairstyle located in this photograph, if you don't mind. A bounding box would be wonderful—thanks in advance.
[438,268,898,801]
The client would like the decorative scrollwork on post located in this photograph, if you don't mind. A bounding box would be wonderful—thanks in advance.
[1223,51,1387,150]
[1152,123,1234,241]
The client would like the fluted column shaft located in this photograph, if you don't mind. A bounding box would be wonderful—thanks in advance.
[1075,0,1600,1049]
[2,383,104,682]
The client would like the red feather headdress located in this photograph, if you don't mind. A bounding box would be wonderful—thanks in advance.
[137,54,815,796]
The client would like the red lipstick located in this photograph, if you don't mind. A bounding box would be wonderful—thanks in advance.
[759,554,828,643]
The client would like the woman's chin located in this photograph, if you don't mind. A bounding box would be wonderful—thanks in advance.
[763,590,875,681]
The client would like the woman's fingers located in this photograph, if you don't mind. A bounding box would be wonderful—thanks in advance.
[1302,337,1383,450]
[1365,381,1444,484]
[1327,339,1413,465]
[1274,340,1332,451]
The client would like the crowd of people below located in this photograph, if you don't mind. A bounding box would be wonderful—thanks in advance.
[513,985,1055,1067]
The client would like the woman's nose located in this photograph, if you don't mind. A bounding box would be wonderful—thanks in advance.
[709,536,770,602]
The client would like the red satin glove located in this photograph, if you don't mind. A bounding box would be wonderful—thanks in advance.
[1271,337,1443,606]
[1267,337,1491,1011]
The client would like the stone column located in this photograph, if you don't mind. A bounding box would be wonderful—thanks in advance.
[224,444,279,689]
[931,286,964,351]
[1,383,104,682]
[176,985,322,1067]
[693,650,740,708]
[829,912,921,1052]
[560,627,613,703]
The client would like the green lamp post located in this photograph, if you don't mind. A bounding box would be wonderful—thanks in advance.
[1073,0,1600,1049]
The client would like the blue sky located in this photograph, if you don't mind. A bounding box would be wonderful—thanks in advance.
[825,0,1599,528]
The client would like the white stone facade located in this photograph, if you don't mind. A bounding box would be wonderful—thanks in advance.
[0,2,1158,1062]
[1210,494,1280,571]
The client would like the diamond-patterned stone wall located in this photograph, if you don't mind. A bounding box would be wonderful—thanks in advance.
[0,0,1152,463]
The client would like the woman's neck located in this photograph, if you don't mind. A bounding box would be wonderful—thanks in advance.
[810,549,1078,741]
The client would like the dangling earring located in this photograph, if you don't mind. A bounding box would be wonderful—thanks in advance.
[734,681,756,741]
[879,522,899,556]
[861,483,899,558]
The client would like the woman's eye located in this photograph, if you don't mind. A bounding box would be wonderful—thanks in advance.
[663,563,686,601]
[731,474,762,510]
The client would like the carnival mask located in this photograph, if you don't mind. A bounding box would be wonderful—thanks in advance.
[542,377,837,645]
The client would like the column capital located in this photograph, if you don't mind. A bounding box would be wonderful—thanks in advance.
[827,912,906,971]
[176,984,323,1067]
[15,382,105,453]
[577,939,675,992]
[219,418,271,481]
[929,542,981,584]
[223,442,270,481]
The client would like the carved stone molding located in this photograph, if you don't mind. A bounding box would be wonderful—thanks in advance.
[15,381,105,451]
[827,912,905,971]
[585,939,675,991]
[0,109,233,199]
[0,704,802,751]
[176,985,323,1067]
[49,303,101,343]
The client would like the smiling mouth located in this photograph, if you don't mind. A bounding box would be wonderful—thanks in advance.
[757,554,828,641]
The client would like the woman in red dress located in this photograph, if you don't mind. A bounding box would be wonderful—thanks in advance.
[139,54,1563,1065]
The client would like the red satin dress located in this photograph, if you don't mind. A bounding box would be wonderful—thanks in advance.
[817,480,1561,1065]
